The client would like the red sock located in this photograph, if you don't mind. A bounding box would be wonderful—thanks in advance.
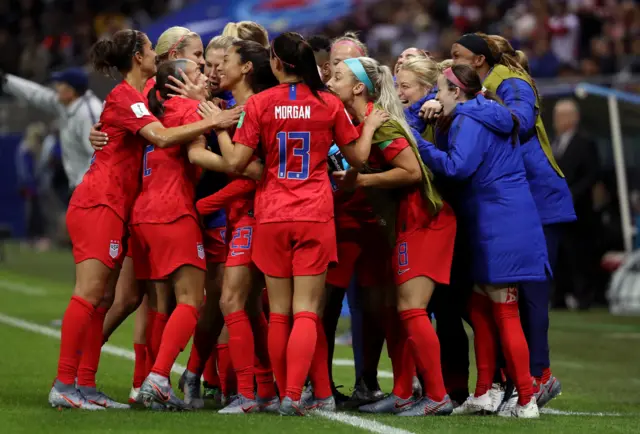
[203,348,220,386]
[77,306,108,388]
[540,367,552,384]
[469,292,498,397]
[186,324,213,375]
[399,309,447,402]
[151,304,199,378]
[57,296,95,385]
[225,310,256,399]
[145,310,157,375]
[217,343,236,396]
[285,312,318,401]
[133,343,147,388]
[309,320,332,399]
[268,313,291,396]
[492,290,533,406]
[385,309,413,399]
[253,312,276,399]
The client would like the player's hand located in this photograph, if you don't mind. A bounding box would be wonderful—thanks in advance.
[419,99,443,121]
[364,108,390,130]
[166,69,209,102]
[332,168,360,192]
[210,97,228,110]
[198,101,242,130]
[89,122,108,151]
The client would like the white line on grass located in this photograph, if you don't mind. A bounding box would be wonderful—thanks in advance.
[0,281,47,296]
[0,312,415,434]
[541,408,624,417]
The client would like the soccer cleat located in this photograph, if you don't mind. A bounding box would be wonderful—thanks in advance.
[178,370,204,409]
[203,381,222,405]
[489,383,506,413]
[497,389,518,417]
[258,395,280,413]
[397,395,454,417]
[332,384,350,406]
[129,387,141,404]
[48,380,104,411]
[140,373,191,411]
[304,395,336,412]
[279,396,305,416]
[507,397,540,418]
[301,383,314,407]
[218,394,260,414]
[78,386,130,409]
[359,393,416,414]
[412,376,423,399]
[452,392,494,415]
[535,376,562,408]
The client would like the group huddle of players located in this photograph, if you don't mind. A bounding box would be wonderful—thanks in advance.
[47,19,575,420]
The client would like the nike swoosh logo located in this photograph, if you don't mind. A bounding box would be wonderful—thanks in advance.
[61,395,82,408]
[394,400,413,409]
[151,383,170,402]
[397,268,410,275]
[242,404,258,413]
[89,399,107,407]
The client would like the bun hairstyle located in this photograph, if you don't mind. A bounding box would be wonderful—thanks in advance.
[90,29,147,77]
[222,21,269,48]
[397,56,441,90]
[147,59,191,117]
[155,26,199,62]
[270,32,326,101]
[331,31,368,56]
[482,33,538,96]
[231,39,279,93]
[443,64,519,145]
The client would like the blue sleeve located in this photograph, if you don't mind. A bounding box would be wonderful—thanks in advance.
[411,127,433,164]
[496,78,536,139]
[418,116,486,180]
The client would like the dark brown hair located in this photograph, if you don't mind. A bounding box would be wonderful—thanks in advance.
[146,59,191,117]
[232,39,278,93]
[90,29,147,77]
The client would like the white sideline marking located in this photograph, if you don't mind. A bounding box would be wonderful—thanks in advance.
[332,359,393,378]
[0,281,47,296]
[541,408,624,417]
[0,312,415,434]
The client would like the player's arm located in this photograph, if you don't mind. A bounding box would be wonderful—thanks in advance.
[358,147,421,188]
[187,137,262,181]
[215,130,255,173]
[341,109,390,170]
[139,107,242,149]
[196,179,257,215]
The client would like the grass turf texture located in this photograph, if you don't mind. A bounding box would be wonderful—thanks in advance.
[1,242,639,433]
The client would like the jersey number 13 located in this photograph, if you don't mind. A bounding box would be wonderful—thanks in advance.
[277,131,310,180]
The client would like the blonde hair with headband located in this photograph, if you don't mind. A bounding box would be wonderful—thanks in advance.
[222,21,269,48]
[331,32,368,56]
[155,26,199,61]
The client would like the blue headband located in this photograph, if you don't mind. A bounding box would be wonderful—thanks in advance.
[344,58,375,94]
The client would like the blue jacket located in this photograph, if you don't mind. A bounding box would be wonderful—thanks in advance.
[494,78,576,225]
[404,90,438,133]
[417,95,549,284]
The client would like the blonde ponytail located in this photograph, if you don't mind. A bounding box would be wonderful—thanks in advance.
[156,26,198,60]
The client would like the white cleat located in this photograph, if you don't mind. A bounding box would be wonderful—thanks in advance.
[129,387,142,404]
[497,389,519,417]
[511,397,540,418]
[452,392,494,415]
[488,383,505,413]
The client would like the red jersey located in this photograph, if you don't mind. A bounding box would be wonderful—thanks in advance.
[71,80,158,221]
[143,77,156,98]
[225,124,256,227]
[130,97,201,224]
[233,83,359,223]
[368,134,432,234]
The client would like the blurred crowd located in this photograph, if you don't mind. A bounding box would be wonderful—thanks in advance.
[1,0,639,84]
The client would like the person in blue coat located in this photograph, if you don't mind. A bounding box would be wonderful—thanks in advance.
[418,64,544,419]
[449,33,574,408]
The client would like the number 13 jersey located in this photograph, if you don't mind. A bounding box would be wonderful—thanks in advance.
[233,83,358,224]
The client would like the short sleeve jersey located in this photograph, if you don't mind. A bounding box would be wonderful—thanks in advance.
[129,97,201,225]
[70,80,158,221]
[366,125,433,234]
[233,83,359,223]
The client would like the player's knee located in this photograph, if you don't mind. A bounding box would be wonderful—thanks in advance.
[219,288,244,315]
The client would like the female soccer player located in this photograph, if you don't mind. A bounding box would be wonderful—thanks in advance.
[203,32,360,416]
[419,64,547,418]
[328,56,456,417]
[48,28,240,411]
[451,33,575,411]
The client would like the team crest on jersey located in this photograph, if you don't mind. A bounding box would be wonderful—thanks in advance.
[131,102,151,118]
[109,240,120,259]
[197,243,205,260]
[237,111,246,128]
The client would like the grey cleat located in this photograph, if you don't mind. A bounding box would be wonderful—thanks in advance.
[412,376,423,399]
[359,393,416,414]
[535,376,562,408]
[140,373,191,411]
[218,394,260,414]
[301,383,314,407]
[48,380,105,410]
[78,386,130,409]
[258,395,280,413]
[279,396,305,416]
[304,395,336,412]
[178,370,204,409]
[397,394,454,417]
